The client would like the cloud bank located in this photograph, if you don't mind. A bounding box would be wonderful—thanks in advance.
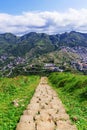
[0,8,87,35]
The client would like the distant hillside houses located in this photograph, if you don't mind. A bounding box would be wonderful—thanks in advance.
[44,63,63,72]
[71,61,87,71]
[79,63,87,70]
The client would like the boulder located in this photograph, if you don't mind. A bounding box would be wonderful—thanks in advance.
[16,122,35,130]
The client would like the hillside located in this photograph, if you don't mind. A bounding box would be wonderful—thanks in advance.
[49,72,87,130]
[0,75,40,130]
[0,31,87,76]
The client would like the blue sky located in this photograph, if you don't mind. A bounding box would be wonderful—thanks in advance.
[0,0,87,14]
[0,0,87,35]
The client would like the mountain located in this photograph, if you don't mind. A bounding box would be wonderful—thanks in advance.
[59,31,87,47]
[0,33,17,55]
[1,31,87,56]
[0,31,87,76]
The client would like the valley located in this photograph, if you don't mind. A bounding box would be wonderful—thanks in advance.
[0,31,87,77]
[0,31,87,130]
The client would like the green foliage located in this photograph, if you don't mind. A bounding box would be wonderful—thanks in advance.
[0,31,87,76]
[60,31,87,47]
[0,75,40,130]
[49,72,87,130]
[0,31,87,57]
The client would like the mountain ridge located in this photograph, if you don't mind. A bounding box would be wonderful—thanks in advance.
[0,31,87,76]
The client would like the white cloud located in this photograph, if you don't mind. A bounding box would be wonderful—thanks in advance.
[0,8,87,35]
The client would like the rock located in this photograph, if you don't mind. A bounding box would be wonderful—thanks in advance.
[16,122,35,130]
[12,99,19,107]
[20,115,34,122]
[36,120,55,130]
[56,120,77,130]
[52,113,69,122]
[72,116,78,122]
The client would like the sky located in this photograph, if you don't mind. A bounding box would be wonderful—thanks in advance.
[0,0,87,35]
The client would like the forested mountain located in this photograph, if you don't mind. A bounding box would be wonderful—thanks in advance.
[0,31,87,76]
[0,31,87,56]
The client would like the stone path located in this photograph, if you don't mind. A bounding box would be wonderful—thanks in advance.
[16,77,77,130]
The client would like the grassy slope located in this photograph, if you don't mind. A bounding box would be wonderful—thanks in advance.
[30,49,80,65]
[0,75,40,130]
[49,72,87,130]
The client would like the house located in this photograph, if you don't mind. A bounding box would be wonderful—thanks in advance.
[83,63,87,69]
[44,63,55,69]
[44,63,63,72]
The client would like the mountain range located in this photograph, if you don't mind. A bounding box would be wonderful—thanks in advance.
[0,31,87,76]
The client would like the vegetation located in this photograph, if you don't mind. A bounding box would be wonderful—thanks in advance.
[0,31,87,130]
[0,75,40,130]
[1,31,87,76]
[31,49,79,67]
[0,31,87,57]
[49,72,87,130]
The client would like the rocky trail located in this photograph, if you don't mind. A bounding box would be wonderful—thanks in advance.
[16,77,77,130]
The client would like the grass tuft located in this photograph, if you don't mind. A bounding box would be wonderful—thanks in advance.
[49,72,87,130]
[0,75,40,130]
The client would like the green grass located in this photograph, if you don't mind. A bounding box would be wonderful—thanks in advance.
[49,72,87,130]
[0,75,40,130]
